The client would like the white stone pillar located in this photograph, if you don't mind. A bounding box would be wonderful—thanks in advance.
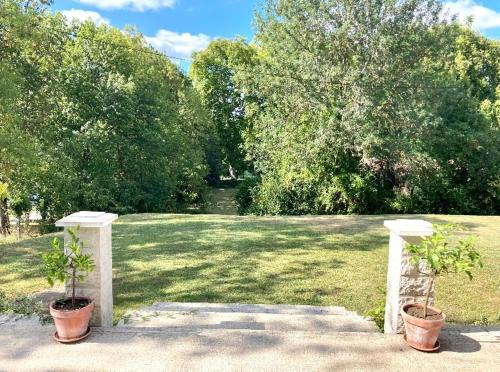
[56,211,118,327]
[383,219,433,334]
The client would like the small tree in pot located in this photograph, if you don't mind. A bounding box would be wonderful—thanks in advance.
[42,225,95,343]
[402,224,483,351]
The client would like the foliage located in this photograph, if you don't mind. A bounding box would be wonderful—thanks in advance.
[0,1,212,221]
[191,38,259,179]
[0,182,10,235]
[2,0,499,218]
[0,290,51,324]
[235,177,260,214]
[42,226,94,306]
[407,224,482,278]
[245,169,389,216]
[9,192,31,239]
[364,287,386,332]
[10,195,30,220]
[0,183,8,199]
[236,0,500,215]
[0,290,6,312]
[406,224,483,317]
[365,303,385,332]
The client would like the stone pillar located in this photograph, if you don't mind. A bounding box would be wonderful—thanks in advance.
[383,219,434,334]
[56,211,118,327]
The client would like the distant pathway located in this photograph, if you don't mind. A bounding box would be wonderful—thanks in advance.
[205,187,238,215]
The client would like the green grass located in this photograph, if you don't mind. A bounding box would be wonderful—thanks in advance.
[1,214,499,325]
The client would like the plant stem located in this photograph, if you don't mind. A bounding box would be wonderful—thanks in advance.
[422,239,433,319]
[424,275,434,319]
[72,266,76,308]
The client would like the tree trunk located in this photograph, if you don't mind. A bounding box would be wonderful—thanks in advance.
[229,165,237,180]
[0,198,10,236]
[17,218,21,240]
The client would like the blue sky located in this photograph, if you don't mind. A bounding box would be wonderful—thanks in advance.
[52,0,500,64]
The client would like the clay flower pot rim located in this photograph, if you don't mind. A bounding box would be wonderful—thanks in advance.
[401,303,446,325]
[49,297,94,314]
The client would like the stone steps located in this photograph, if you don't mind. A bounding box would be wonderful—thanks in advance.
[116,302,380,334]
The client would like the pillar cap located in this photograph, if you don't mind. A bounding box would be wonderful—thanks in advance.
[384,219,432,237]
[56,211,118,228]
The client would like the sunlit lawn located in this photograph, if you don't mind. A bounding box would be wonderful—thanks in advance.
[1,214,498,324]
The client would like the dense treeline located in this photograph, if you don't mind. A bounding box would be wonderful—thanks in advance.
[0,0,213,229]
[1,0,499,228]
[192,0,500,215]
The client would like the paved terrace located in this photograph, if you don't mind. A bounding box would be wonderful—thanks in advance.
[1,302,499,372]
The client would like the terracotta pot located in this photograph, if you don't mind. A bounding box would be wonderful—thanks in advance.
[50,297,94,342]
[401,303,445,351]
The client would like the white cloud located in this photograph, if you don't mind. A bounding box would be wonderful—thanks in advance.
[77,0,176,12]
[442,0,500,30]
[60,9,110,25]
[145,30,211,58]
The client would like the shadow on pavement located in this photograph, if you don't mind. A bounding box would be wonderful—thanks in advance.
[439,332,482,353]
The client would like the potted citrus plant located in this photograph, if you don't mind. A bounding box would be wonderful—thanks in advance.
[42,225,95,343]
[401,224,482,351]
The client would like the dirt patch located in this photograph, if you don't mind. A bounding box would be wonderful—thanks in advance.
[406,305,443,320]
[52,298,90,311]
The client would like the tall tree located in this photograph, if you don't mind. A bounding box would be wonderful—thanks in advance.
[190,38,259,180]
[1,1,213,222]
[0,0,53,228]
[239,0,499,215]
[451,26,500,130]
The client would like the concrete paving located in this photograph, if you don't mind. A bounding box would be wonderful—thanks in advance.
[0,303,499,372]
[116,302,380,333]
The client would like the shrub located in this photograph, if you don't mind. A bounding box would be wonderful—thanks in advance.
[235,177,260,214]
[243,170,389,216]
[0,290,51,324]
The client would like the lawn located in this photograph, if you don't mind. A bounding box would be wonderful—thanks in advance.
[0,214,498,325]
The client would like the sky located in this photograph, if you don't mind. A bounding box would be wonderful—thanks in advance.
[51,0,500,67]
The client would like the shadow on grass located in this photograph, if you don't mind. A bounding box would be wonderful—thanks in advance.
[0,234,58,286]
[3,214,498,326]
[110,215,389,316]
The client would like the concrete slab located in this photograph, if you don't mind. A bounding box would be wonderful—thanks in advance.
[0,321,499,372]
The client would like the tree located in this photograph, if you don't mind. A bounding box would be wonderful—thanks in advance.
[44,22,211,215]
[237,0,499,215]
[1,1,213,222]
[10,193,31,239]
[190,38,259,180]
[0,0,50,230]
